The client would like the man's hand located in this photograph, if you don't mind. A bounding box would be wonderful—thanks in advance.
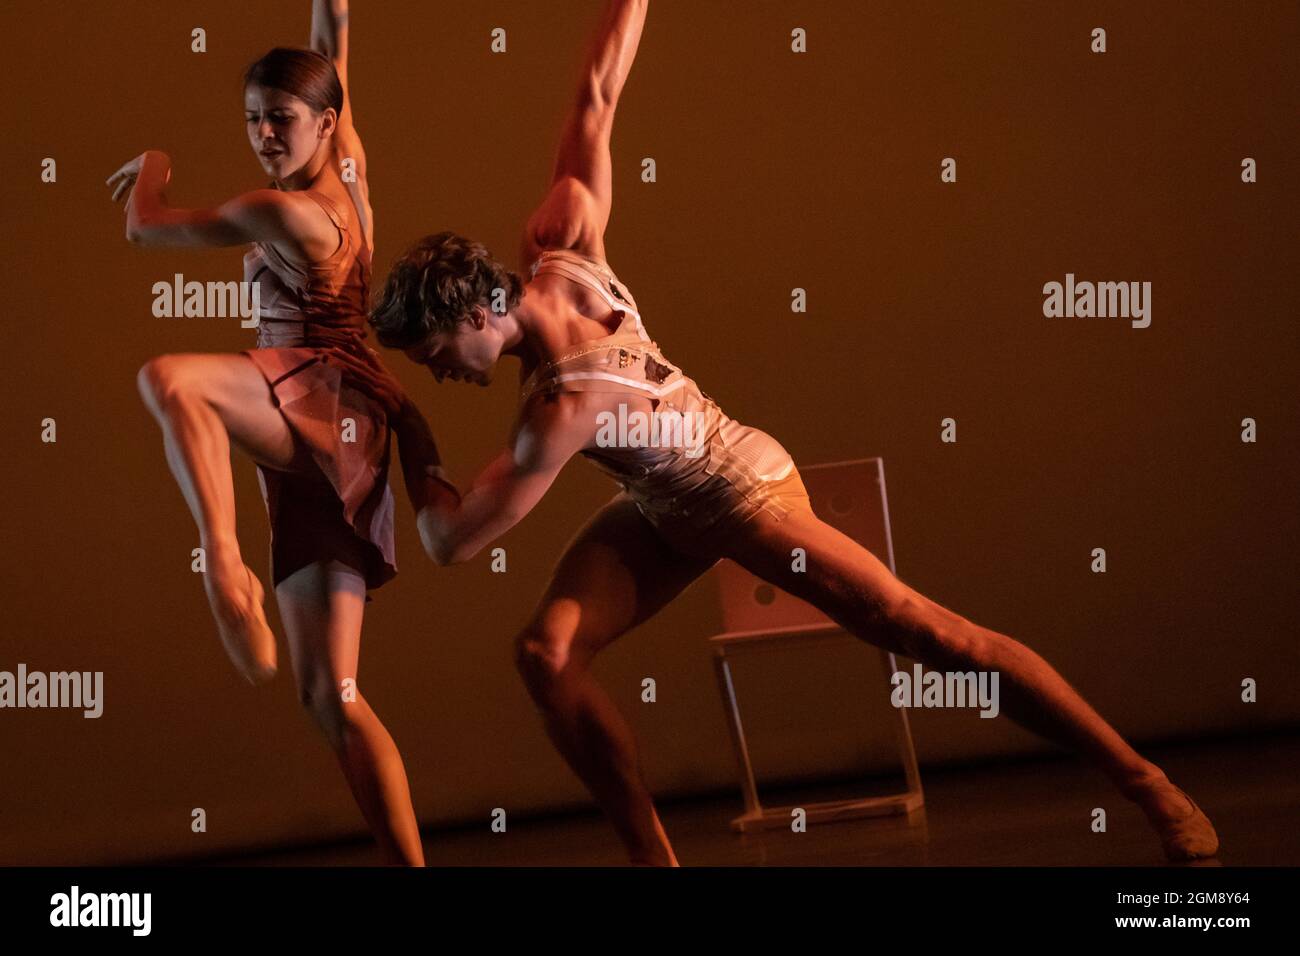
[324,345,456,519]
[323,345,412,419]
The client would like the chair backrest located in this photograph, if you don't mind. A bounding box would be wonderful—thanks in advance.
[714,458,896,634]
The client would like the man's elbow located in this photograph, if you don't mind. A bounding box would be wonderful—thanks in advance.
[417,520,475,567]
[418,527,452,566]
[427,541,477,568]
[426,540,459,567]
[573,62,620,124]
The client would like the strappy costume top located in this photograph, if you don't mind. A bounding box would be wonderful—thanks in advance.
[519,251,678,402]
[519,249,794,527]
[239,186,396,590]
[242,189,373,352]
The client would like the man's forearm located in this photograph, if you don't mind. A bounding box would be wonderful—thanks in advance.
[580,0,648,114]
[391,397,458,516]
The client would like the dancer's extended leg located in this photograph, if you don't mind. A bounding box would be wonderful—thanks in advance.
[513,496,716,866]
[278,559,425,866]
[723,505,1219,860]
[137,352,305,683]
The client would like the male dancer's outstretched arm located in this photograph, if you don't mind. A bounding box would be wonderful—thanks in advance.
[333,0,650,565]
[519,0,648,266]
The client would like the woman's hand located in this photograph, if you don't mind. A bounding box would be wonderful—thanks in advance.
[106,151,170,203]
[323,345,413,419]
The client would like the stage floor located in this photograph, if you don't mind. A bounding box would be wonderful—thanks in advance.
[202,729,1299,867]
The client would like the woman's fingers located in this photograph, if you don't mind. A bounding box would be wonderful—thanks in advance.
[107,165,138,203]
[106,158,140,187]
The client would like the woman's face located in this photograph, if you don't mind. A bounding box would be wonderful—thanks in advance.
[243,85,329,180]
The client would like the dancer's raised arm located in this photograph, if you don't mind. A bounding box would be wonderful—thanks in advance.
[519,0,648,267]
[108,151,332,251]
[105,1,364,255]
[311,0,373,249]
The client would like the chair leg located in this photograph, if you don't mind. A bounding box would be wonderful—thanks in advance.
[712,650,761,817]
[710,637,926,833]
[876,648,925,802]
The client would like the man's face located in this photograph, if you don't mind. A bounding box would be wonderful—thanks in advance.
[404,310,500,386]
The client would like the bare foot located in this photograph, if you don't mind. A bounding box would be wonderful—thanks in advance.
[203,557,277,684]
[1123,770,1220,862]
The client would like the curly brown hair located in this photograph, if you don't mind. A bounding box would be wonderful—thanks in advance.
[368,232,525,349]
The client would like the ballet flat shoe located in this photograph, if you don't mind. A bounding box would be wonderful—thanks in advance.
[1146,785,1220,862]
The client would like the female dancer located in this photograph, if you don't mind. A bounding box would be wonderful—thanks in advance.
[338,0,1218,865]
[108,1,424,866]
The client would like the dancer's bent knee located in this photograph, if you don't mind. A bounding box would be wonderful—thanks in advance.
[136,355,185,417]
[513,625,583,691]
[298,675,363,741]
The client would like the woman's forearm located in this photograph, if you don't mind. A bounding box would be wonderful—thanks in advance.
[311,0,349,84]
[125,151,172,240]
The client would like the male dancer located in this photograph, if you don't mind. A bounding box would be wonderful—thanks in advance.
[329,0,1219,866]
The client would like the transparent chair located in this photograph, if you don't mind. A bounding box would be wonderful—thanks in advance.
[709,457,925,832]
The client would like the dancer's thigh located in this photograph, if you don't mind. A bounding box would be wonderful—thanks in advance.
[522,494,717,668]
[721,505,966,658]
[140,352,310,472]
